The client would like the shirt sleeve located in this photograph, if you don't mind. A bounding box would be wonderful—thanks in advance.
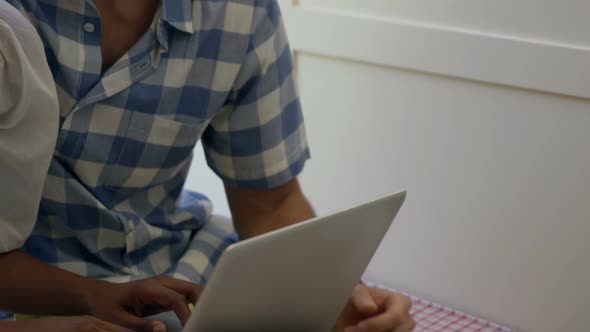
[0,9,59,253]
[201,1,310,189]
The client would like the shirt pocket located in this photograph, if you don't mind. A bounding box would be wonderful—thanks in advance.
[103,112,208,189]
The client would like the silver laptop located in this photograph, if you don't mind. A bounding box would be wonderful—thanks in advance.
[183,191,406,332]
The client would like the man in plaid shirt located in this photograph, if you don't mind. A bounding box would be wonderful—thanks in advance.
[5,0,414,331]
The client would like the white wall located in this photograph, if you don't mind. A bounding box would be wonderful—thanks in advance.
[296,54,590,332]
[186,1,590,331]
[185,143,230,215]
[299,0,590,47]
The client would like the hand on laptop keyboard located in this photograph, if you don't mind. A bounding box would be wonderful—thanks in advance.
[89,275,201,332]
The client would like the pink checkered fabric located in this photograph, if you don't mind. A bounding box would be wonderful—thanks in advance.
[409,295,511,332]
[366,283,512,332]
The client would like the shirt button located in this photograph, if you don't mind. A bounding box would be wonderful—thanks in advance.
[84,22,95,33]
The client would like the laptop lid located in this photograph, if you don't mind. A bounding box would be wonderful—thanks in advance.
[184,191,406,332]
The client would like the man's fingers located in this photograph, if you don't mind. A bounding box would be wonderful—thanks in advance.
[351,284,379,315]
[91,316,135,332]
[357,292,413,332]
[129,277,192,325]
[156,275,202,303]
[112,310,164,332]
[394,316,416,332]
[358,315,415,332]
[146,285,192,326]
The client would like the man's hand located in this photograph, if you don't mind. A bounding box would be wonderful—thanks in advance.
[0,251,199,332]
[89,275,202,332]
[0,316,132,332]
[334,284,415,332]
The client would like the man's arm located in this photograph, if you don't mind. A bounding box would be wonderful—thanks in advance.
[225,178,314,239]
[0,250,200,332]
[0,250,100,315]
[0,316,131,332]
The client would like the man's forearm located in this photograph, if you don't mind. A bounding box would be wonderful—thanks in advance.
[226,178,316,239]
[240,188,315,238]
[0,250,105,315]
[0,320,24,332]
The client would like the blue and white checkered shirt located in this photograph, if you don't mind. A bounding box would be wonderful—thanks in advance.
[7,0,309,282]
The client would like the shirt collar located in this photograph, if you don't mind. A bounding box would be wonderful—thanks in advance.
[160,0,194,34]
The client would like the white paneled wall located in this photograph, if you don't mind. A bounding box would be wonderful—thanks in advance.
[296,54,590,332]
[300,0,590,46]
[186,1,590,331]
